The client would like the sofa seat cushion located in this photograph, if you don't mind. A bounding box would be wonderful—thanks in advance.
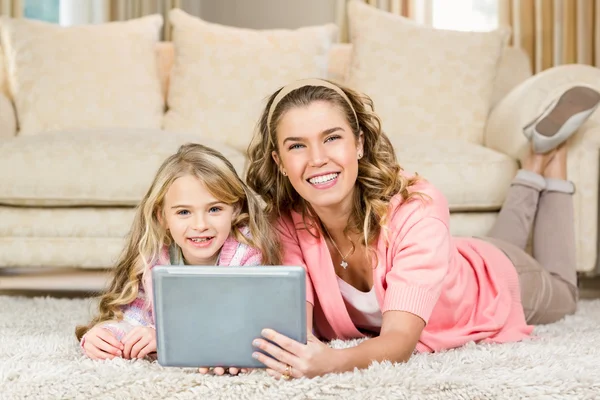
[391,136,518,211]
[0,129,245,206]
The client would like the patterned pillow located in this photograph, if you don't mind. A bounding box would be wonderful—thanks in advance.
[0,15,164,135]
[164,9,338,153]
[347,1,508,144]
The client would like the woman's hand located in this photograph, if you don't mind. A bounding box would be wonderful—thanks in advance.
[121,326,156,359]
[198,367,251,376]
[252,329,336,379]
[82,326,124,360]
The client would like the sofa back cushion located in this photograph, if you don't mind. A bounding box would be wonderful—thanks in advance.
[0,129,246,207]
[0,15,165,136]
[346,1,508,145]
[162,9,338,153]
[0,45,7,99]
[154,41,531,115]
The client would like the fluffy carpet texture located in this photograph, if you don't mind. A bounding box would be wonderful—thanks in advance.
[1,296,599,400]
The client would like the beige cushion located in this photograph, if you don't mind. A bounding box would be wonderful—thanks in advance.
[0,236,125,269]
[0,129,246,206]
[163,9,338,153]
[0,15,165,135]
[0,207,134,238]
[449,212,499,238]
[0,92,15,138]
[346,1,506,145]
[0,45,7,99]
[391,136,518,211]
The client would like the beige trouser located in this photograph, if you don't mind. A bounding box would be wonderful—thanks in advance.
[481,170,578,325]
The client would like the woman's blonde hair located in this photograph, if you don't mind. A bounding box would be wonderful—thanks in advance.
[76,143,280,340]
[246,80,421,252]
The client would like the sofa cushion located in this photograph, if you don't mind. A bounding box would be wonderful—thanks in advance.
[0,129,246,207]
[0,15,164,135]
[0,45,7,99]
[163,9,338,153]
[347,1,507,145]
[391,136,518,211]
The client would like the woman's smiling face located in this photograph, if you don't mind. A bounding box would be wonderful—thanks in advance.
[272,100,363,213]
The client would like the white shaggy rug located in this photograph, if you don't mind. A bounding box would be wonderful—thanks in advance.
[1,296,600,400]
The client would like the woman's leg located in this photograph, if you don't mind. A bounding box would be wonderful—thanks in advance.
[487,148,554,250]
[532,143,578,305]
[487,144,578,324]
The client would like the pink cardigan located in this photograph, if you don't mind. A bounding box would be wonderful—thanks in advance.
[277,178,534,353]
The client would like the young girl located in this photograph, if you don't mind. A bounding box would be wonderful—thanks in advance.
[244,79,600,379]
[76,143,280,375]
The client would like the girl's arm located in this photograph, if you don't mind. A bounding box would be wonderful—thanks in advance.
[87,289,154,342]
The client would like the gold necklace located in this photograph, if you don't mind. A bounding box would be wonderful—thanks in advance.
[322,226,353,269]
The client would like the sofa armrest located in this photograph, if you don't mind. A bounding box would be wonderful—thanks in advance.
[0,93,16,139]
[485,63,600,274]
[566,123,600,274]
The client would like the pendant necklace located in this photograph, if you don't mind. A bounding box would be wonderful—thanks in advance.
[322,226,353,269]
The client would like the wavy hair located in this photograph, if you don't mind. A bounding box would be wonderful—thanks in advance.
[76,143,280,340]
[246,80,422,253]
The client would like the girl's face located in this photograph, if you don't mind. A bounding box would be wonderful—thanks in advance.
[161,175,237,265]
[272,100,363,214]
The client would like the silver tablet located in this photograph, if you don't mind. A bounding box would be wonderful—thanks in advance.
[152,265,307,368]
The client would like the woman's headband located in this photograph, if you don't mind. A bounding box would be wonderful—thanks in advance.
[266,78,359,137]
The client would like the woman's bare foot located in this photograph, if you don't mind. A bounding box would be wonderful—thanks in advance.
[543,141,568,180]
[521,145,556,175]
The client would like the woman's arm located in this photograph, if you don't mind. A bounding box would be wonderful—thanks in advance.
[332,311,424,372]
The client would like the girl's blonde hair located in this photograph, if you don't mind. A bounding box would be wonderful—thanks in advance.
[246,80,421,252]
[76,143,280,340]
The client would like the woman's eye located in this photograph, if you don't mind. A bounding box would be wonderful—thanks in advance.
[177,210,190,216]
[288,143,304,150]
[208,206,222,213]
[325,135,341,143]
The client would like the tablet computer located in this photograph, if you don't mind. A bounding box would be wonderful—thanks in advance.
[152,265,307,368]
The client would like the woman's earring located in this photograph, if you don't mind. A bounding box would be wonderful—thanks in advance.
[358,153,363,160]
[282,170,287,176]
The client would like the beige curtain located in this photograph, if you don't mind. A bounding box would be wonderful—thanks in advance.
[0,0,23,17]
[337,0,432,42]
[499,0,598,72]
[108,0,180,40]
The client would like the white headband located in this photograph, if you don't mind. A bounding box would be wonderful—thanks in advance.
[266,78,359,136]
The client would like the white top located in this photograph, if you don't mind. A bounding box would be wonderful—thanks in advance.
[336,276,383,333]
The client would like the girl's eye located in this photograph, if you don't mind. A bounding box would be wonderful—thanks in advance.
[325,135,341,143]
[209,206,222,213]
[177,210,190,216]
[288,143,304,150]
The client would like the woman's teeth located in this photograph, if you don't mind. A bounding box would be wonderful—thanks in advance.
[308,173,338,185]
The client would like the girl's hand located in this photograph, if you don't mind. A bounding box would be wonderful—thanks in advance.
[198,367,252,376]
[82,326,124,360]
[252,329,336,379]
[121,327,156,359]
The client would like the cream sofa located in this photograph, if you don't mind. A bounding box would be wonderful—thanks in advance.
[1,42,600,276]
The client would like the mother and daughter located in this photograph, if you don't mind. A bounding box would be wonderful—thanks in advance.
[77,79,600,379]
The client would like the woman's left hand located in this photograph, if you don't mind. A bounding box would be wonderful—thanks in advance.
[252,329,336,379]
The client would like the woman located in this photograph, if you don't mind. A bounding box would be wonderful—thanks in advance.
[246,79,600,379]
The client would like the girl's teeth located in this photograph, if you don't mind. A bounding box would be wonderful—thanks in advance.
[191,238,210,243]
[309,173,338,185]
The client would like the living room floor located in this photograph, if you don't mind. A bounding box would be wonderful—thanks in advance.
[1,268,600,299]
